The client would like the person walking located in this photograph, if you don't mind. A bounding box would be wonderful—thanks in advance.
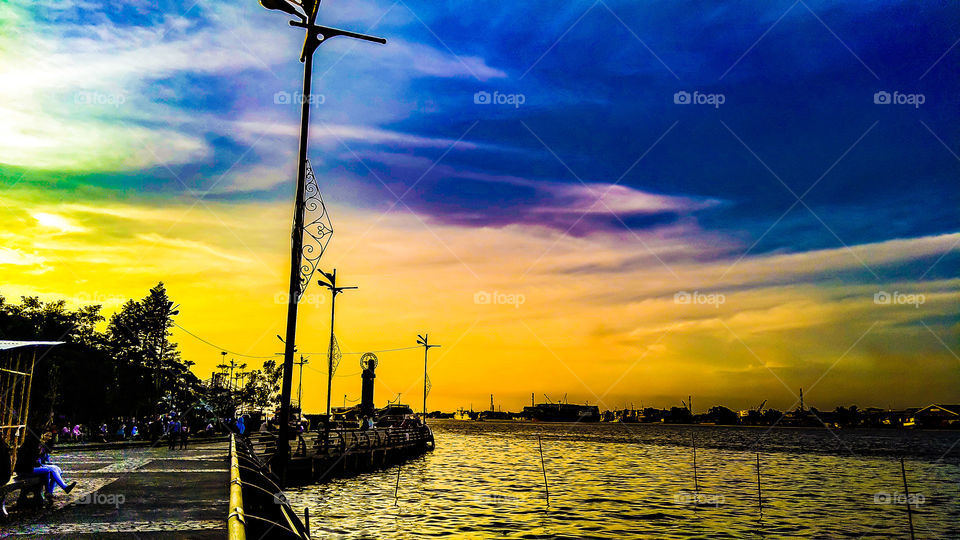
[167,417,180,450]
[179,424,189,450]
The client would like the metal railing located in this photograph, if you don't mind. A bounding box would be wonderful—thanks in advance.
[229,433,310,540]
[313,425,433,454]
[228,434,246,540]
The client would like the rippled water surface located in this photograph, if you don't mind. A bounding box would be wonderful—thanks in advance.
[285,421,960,538]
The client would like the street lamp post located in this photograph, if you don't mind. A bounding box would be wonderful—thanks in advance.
[259,0,384,483]
[318,269,357,416]
[416,334,440,420]
[294,354,309,420]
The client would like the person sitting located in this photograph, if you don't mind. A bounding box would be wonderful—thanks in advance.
[15,430,76,502]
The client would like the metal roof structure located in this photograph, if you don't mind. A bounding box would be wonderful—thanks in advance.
[0,340,65,351]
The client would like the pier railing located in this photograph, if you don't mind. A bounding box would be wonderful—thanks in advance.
[245,425,434,485]
[313,425,434,456]
[229,433,310,540]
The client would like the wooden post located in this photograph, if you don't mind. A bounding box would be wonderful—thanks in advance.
[304,507,310,538]
[394,462,401,505]
[756,453,762,516]
[900,457,915,540]
[538,435,549,506]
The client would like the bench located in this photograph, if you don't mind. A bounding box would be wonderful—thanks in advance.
[0,475,46,520]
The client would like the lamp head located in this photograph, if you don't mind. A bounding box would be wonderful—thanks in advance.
[260,0,304,19]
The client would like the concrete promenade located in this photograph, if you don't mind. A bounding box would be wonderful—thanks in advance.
[1,440,229,538]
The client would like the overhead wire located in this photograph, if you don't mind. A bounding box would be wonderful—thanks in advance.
[174,323,421,359]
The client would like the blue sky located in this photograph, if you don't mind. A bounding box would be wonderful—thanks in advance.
[16,0,958,256]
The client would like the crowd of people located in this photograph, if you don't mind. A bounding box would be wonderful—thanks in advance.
[46,414,247,446]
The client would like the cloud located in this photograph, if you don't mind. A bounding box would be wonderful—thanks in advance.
[0,248,45,266]
[381,38,507,81]
[0,2,508,173]
[31,212,88,233]
[135,233,253,264]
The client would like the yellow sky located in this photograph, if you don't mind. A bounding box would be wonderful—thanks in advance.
[0,188,957,413]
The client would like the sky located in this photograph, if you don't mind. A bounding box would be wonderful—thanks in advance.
[0,0,957,414]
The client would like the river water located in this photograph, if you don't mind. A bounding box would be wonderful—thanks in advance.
[284,420,960,538]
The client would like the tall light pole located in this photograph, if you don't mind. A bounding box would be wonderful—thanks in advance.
[294,354,309,420]
[259,0,384,482]
[318,269,357,416]
[416,334,440,420]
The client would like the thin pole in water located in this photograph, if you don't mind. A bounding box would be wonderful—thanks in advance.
[538,435,549,507]
[304,507,310,538]
[756,453,763,517]
[692,436,700,492]
[394,462,402,506]
[900,457,915,540]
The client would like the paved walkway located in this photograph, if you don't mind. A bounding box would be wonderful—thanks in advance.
[1,441,229,538]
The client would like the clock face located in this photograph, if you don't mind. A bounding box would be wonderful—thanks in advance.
[360,352,378,370]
